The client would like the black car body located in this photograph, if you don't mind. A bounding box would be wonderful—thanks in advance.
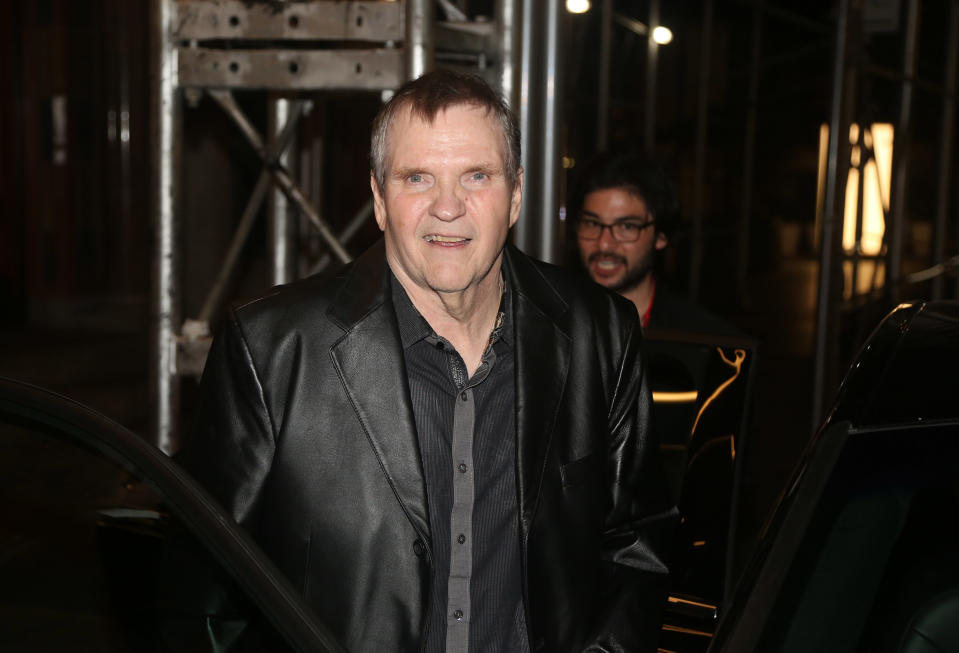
[706,300,959,652]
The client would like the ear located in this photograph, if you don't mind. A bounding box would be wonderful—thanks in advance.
[371,172,387,232]
[655,230,668,251]
[508,167,524,228]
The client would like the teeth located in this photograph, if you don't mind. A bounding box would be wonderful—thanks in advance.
[596,260,620,269]
[425,235,467,243]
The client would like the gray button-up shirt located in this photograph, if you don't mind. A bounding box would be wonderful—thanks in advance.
[391,272,529,653]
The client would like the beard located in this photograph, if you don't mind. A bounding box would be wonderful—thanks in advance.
[587,248,655,293]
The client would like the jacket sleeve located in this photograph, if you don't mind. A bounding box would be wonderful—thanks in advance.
[176,307,276,530]
[586,316,679,652]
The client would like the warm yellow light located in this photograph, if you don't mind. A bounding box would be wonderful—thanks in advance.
[651,25,673,44]
[566,0,591,13]
[839,123,892,256]
[817,122,892,259]
[652,390,698,404]
[871,123,894,210]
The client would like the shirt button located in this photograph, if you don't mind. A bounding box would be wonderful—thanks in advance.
[460,391,467,401]
[453,609,464,620]
[412,539,425,557]
[457,463,468,473]
[457,534,466,544]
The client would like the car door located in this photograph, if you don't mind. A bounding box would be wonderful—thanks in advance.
[0,377,345,652]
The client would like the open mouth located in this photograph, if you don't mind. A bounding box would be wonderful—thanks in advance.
[593,259,622,270]
[589,254,625,269]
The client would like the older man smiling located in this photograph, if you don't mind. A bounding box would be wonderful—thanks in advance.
[185,70,676,653]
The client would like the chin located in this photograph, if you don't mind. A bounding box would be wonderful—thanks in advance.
[590,274,624,290]
[425,275,471,294]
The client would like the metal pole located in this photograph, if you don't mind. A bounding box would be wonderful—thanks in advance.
[812,0,852,427]
[737,0,763,307]
[690,0,713,302]
[149,0,180,454]
[933,0,959,300]
[268,97,294,286]
[645,0,660,153]
[536,0,564,264]
[888,0,920,303]
[597,0,613,150]
[406,0,434,80]
[513,0,563,263]
[514,0,539,255]
[199,100,301,323]
[496,0,521,106]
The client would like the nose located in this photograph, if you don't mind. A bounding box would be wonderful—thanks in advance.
[430,180,467,222]
[597,224,618,250]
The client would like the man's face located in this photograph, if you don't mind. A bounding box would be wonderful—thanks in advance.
[372,104,522,299]
[577,187,667,293]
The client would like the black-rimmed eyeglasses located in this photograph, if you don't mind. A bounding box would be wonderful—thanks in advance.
[576,217,656,243]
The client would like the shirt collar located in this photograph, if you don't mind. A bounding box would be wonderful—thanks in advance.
[391,272,434,350]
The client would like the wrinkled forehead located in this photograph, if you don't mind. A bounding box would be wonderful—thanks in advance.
[385,102,508,164]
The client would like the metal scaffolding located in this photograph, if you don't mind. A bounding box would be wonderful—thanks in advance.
[148,0,562,452]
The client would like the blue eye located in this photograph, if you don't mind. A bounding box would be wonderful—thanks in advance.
[408,173,423,183]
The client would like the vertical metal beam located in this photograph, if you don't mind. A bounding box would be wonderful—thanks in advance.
[737,0,763,306]
[933,0,959,300]
[536,0,564,264]
[496,0,521,106]
[812,0,853,427]
[268,97,294,286]
[406,0,434,80]
[689,0,713,302]
[514,0,538,252]
[149,0,180,453]
[597,0,613,150]
[645,0,660,152]
[888,0,920,302]
[515,0,565,263]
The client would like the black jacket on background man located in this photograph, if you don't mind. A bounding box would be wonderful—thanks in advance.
[183,240,677,652]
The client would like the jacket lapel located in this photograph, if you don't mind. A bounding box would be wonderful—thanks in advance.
[507,246,571,524]
[328,242,430,540]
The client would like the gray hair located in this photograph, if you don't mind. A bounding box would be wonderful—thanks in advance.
[370,70,521,190]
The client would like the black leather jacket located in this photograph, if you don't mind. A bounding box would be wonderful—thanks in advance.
[183,241,677,652]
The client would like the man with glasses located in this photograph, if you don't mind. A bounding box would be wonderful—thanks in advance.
[572,151,742,336]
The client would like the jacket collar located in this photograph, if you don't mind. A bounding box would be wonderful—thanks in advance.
[328,239,431,539]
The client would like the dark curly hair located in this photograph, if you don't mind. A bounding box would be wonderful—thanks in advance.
[568,150,680,242]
